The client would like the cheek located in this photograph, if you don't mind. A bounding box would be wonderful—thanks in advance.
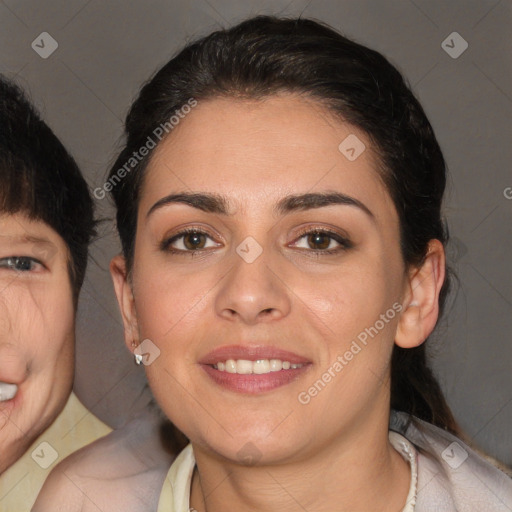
[133,261,218,341]
[30,296,75,372]
[293,257,402,344]
[136,271,203,421]
[0,287,74,392]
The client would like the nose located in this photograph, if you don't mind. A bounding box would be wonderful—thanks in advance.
[214,250,291,325]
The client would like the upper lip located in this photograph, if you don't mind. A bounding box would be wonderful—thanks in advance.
[0,375,25,386]
[199,345,311,365]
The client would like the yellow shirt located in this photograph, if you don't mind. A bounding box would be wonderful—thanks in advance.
[0,392,111,511]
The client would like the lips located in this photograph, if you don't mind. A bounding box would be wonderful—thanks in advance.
[199,345,311,394]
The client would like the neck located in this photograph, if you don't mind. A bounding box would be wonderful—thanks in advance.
[190,407,410,512]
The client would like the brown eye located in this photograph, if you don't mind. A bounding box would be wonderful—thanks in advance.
[291,228,352,254]
[307,232,331,250]
[161,229,219,253]
[183,232,207,250]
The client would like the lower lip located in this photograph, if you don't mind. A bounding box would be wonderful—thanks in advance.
[200,364,311,393]
[0,388,21,412]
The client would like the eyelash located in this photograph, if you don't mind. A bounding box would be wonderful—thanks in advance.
[160,227,219,256]
[0,256,43,273]
[292,227,353,255]
[160,227,352,256]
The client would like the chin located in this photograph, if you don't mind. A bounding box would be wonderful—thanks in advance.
[0,433,33,474]
[198,430,306,466]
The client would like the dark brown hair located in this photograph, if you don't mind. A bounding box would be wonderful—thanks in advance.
[0,75,96,303]
[109,16,458,434]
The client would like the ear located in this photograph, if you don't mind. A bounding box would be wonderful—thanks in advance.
[395,239,445,349]
[110,254,139,354]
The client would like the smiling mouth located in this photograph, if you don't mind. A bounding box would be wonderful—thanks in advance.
[199,345,311,393]
[212,359,305,374]
[0,382,18,402]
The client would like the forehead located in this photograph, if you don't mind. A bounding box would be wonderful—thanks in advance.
[140,94,394,219]
[0,213,66,254]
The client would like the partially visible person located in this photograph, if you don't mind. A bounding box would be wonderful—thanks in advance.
[0,75,111,511]
[31,400,181,512]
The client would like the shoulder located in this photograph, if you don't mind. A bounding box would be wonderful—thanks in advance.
[390,411,512,511]
[33,411,175,512]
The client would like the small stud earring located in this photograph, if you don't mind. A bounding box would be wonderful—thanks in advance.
[132,341,142,365]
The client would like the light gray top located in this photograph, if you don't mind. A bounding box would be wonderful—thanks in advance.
[389,411,512,511]
[33,410,512,511]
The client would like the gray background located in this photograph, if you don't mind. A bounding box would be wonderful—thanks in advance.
[1,0,510,465]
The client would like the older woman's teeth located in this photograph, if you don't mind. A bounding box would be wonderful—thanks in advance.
[0,382,18,402]
[213,359,304,374]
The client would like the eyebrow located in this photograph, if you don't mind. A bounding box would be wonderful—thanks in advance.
[146,191,374,220]
[276,192,374,219]
[147,193,230,218]
[0,234,53,246]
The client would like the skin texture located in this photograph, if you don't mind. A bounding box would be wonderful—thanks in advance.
[0,214,74,474]
[111,94,445,511]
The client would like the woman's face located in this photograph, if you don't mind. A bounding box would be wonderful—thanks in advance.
[122,94,411,463]
[0,214,74,473]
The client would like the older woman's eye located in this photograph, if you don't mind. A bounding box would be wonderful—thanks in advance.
[162,230,219,253]
[0,256,42,272]
[292,230,351,252]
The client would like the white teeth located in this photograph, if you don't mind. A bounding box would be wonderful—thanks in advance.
[213,359,303,374]
[236,360,253,375]
[270,359,282,372]
[0,382,18,402]
[253,360,270,374]
[225,360,237,373]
